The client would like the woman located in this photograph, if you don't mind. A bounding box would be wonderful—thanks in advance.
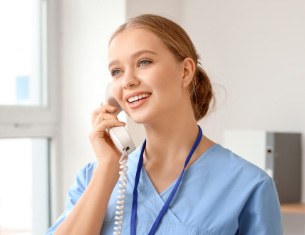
[47,14,282,235]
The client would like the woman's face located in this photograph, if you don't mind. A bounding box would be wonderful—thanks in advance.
[108,28,190,124]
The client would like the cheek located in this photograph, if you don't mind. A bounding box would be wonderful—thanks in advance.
[145,65,181,88]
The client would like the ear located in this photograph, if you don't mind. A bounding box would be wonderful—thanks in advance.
[181,57,196,88]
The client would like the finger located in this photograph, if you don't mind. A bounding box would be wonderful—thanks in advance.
[91,105,117,125]
[92,112,118,127]
[92,105,117,119]
[91,119,126,138]
[99,104,118,114]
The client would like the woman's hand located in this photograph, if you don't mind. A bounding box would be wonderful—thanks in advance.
[89,104,125,162]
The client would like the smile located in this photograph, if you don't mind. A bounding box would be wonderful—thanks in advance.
[127,93,151,103]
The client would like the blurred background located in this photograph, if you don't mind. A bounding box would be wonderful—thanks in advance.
[0,0,304,234]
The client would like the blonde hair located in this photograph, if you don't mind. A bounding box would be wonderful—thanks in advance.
[110,14,214,121]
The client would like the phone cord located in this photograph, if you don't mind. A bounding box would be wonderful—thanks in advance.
[113,149,128,235]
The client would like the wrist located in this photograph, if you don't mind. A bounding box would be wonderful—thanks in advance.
[94,158,120,182]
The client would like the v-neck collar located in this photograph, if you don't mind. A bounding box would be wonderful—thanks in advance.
[138,167,181,223]
[142,167,178,198]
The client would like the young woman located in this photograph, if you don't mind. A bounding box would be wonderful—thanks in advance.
[47,14,282,235]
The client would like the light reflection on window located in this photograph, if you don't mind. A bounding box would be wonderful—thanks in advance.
[0,139,33,235]
[0,0,43,106]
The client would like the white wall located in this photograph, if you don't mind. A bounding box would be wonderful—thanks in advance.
[181,0,305,146]
[126,0,182,23]
[56,0,126,219]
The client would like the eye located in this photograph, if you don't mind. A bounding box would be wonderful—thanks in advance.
[137,59,152,67]
[110,68,121,77]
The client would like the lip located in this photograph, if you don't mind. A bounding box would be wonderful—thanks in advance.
[125,91,152,102]
[124,91,151,109]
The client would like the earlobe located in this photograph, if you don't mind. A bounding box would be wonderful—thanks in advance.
[182,58,196,88]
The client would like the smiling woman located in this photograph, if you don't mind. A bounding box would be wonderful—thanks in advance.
[47,14,282,235]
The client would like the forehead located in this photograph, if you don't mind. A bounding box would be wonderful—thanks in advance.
[108,28,168,60]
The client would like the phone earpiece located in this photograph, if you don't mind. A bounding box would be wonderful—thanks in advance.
[105,83,136,154]
[105,83,122,114]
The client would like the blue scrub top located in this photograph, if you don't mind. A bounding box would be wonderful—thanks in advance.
[47,144,283,235]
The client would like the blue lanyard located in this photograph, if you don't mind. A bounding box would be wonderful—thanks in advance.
[130,126,203,235]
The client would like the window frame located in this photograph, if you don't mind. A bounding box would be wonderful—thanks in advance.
[0,0,60,233]
[0,0,59,137]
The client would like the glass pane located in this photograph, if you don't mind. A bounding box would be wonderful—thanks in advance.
[0,138,49,235]
[0,0,45,106]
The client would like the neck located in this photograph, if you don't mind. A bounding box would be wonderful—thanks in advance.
[139,111,214,194]
[143,117,200,166]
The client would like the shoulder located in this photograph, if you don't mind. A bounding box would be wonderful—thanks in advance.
[67,162,97,195]
[202,144,281,211]
[202,144,272,187]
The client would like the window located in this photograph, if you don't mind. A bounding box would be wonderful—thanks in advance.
[0,0,58,234]
[0,138,49,235]
[0,0,46,106]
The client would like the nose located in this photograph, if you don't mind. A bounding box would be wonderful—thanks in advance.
[122,68,140,89]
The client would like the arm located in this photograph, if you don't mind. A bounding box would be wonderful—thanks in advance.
[52,160,119,235]
[238,177,283,235]
[49,104,125,235]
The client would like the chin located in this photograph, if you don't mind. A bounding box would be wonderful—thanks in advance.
[127,112,152,125]
[129,116,148,124]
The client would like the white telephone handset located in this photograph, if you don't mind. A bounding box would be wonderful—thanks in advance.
[105,83,136,154]
[105,83,135,235]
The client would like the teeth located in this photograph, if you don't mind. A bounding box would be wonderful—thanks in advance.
[128,93,150,103]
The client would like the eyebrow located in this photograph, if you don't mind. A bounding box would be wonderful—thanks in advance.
[108,50,157,69]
